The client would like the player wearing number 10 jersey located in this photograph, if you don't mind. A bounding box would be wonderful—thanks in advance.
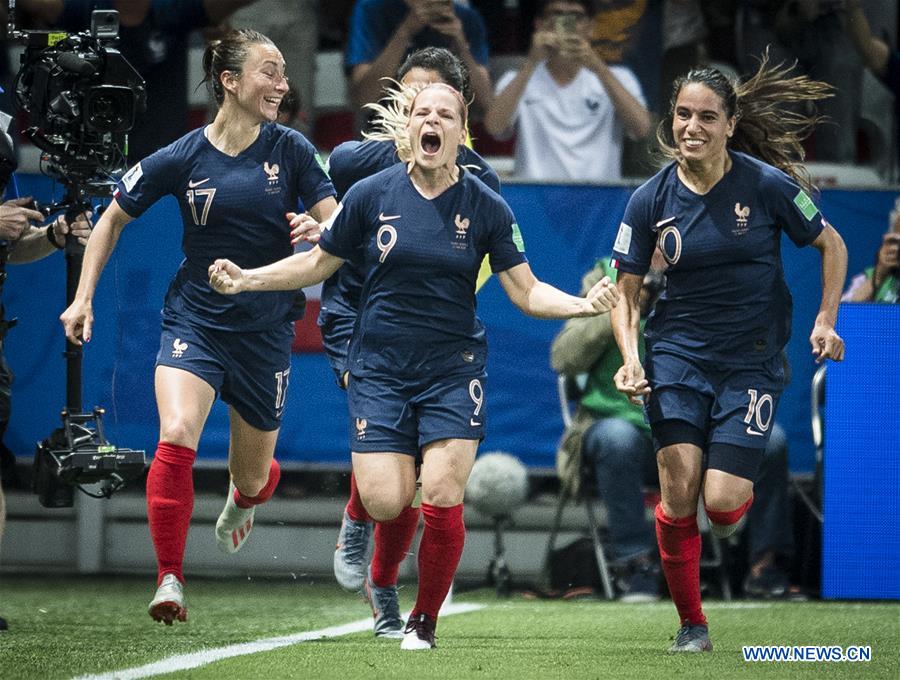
[60,30,336,624]
[610,58,847,653]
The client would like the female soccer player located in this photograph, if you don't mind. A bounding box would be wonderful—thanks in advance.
[208,82,618,649]
[325,48,499,638]
[59,29,336,624]
[610,57,848,652]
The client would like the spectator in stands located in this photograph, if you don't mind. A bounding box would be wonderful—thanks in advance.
[552,256,802,602]
[345,0,492,117]
[484,0,651,183]
[660,0,709,110]
[736,0,863,164]
[590,0,663,115]
[19,0,260,162]
[845,0,899,92]
[842,230,900,303]
[845,0,899,165]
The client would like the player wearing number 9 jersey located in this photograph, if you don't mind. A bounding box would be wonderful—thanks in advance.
[206,82,619,649]
[59,30,336,624]
[610,57,848,653]
[322,49,501,639]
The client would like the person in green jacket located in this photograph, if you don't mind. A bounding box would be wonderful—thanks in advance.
[551,253,665,602]
[551,253,801,602]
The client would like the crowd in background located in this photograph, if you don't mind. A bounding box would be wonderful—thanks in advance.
[0,0,895,183]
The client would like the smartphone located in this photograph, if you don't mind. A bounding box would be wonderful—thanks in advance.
[554,14,579,35]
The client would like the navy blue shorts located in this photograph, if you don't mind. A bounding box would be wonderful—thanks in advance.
[319,311,354,387]
[347,371,487,455]
[156,317,294,431]
[644,348,785,451]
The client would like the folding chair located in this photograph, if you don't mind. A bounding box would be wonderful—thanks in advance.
[545,374,732,601]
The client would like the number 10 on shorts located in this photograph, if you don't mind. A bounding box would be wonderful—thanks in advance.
[744,388,773,437]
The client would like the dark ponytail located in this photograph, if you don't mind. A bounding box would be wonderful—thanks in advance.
[200,29,276,106]
[657,51,834,194]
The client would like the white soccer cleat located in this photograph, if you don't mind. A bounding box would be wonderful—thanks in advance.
[215,483,255,554]
[400,613,437,650]
[148,573,187,625]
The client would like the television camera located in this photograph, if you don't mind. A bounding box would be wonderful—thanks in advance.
[5,5,146,507]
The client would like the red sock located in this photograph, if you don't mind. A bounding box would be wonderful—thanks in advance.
[234,459,281,508]
[411,503,465,620]
[655,504,706,626]
[371,505,421,587]
[705,495,754,527]
[345,471,371,522]
[146,442,196,585]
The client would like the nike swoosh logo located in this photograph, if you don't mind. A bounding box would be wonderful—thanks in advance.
[379,212,400,221]
[656,216,676,228]
[470,419,482,427]
[188,178,211,188]
[745,426,765,436]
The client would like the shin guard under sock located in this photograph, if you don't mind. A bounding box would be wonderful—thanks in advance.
[411,503,465,620]
[655,504,706,626]
[371,505,421,587]
[146,442,196,585]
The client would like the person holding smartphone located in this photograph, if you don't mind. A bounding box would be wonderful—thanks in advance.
[345,0,493,117]
[484,0,651,183]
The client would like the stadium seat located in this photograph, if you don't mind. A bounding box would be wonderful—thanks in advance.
[543,375,733,600]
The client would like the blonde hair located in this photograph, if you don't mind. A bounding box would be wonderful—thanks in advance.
[363,81,468,164]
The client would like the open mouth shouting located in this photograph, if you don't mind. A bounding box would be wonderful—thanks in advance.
[421,130,442,157]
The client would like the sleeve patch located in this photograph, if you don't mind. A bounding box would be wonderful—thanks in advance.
[121,162,143,193]
[510,222,525,252]
[613,222,632,254]
[793,190,818,221]
[315,152,330,177]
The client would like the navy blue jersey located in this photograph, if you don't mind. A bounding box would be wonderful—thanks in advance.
[320,140,500,329]
[318,163,526,378]
[115,123,335,331]
[611,151,825,365]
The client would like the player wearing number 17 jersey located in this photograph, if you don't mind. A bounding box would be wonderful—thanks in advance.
[610,58,847,653]
[60,30,336,624]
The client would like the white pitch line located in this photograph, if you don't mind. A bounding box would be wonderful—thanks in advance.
[73,602,486,680]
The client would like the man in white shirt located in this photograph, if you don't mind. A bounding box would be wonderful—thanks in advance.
[484,0,651,182]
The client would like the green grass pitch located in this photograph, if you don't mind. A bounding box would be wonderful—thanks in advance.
[0,576,897,679]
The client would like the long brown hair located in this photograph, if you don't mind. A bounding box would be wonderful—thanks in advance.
[657,52,834,194]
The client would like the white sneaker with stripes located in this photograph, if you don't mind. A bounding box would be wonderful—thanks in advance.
[215,483,255,553]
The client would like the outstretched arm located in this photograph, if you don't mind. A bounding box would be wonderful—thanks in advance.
[497,262,618,319]
[809,223,848,363]
[209,245,344,294]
